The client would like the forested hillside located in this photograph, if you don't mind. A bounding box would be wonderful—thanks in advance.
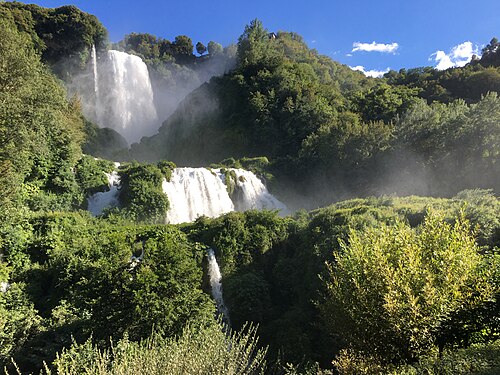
[131,21,500,208]
[0,3,499,374]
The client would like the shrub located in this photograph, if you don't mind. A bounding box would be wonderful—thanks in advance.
[322,211,493,366]
[118,163,169,223]
[48,321,267,375]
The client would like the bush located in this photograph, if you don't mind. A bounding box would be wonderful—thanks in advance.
[75,155,115,196]
[156,160,176,182]
[118,163,169,223]
[48,321,267,375]
[322,211,493,366]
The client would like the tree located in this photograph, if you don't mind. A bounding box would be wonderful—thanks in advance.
[0,283,41,363]
[172,35,193,57]
[122,33,159,60]
[195,41,206,56]
[207,41,223,56]
[237,19,274,68]
[0,17,84,212]
[351,83,420,123]
[321,212,493,367]
[1,2,108,74]
[480,37,500,67]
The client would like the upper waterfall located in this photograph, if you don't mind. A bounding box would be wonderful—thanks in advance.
[91,44,98,96]
[95,50,159,144]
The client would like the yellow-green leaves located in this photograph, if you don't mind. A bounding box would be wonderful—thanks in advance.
[322,211,493,366]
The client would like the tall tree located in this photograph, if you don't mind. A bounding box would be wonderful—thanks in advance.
[172,35,193,56]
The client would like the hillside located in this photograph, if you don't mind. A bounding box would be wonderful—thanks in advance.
[129,21,500,208]
[0,4,499,375]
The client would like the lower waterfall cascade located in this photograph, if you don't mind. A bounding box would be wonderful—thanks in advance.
[87,163,121,216]
[162,167,287,224]
[230,168,287,212]
[162,168,235,224]
[207,248,230,323]
[87,166,287,222]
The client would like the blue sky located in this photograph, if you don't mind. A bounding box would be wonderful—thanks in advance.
[18,0,499,76]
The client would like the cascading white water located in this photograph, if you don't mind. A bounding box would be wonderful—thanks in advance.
[87,163,121,216]
[207,248,230,322]
[85,165,286,222]
[162,167,287,224]
[96,50,158,144]
[0,282,9,293]
[162,168,235,224]
[91,44,98,96]
[231,169,288,212]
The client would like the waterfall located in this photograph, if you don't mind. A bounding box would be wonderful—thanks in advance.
[91,44,99,96]
[162,168,235,224]
[96,50,158,144]
[231,169,288,212]
[162,167,287,224]
[207,249,230,323]
[0,282,9,293]
[86,165,286,223]
[87,163,121,216]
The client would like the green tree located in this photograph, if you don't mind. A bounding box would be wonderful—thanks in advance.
[122,32,160,60]
[0,17,84,212]
[351,83,420,123]
[171,35,193,63]
[237,19,276,69]
[1,2,108,73]
[118,163,169,223]
[208,40,223,56]
[195,41,207,56]
[321,212,493,366]
[480,37,500,67]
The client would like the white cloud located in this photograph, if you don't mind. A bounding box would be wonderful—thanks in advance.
[352,41,399,54]
[430,41,480,70]
[350,65,390,78]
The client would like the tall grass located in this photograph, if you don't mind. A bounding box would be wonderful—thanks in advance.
[45,321,266,375]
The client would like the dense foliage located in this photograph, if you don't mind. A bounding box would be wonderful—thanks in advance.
[117,162,170,223]
[1,5,499,375]
[322,212,492,365]
[0,2,107,75]
[0,15,85,213]
[129,20,499,208]
[2,212,214,372]
[48,321,267,375]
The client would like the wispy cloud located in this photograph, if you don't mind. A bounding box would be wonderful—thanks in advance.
[350,65,390,78]
[352,41,399,54]
[430,41,480,70]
